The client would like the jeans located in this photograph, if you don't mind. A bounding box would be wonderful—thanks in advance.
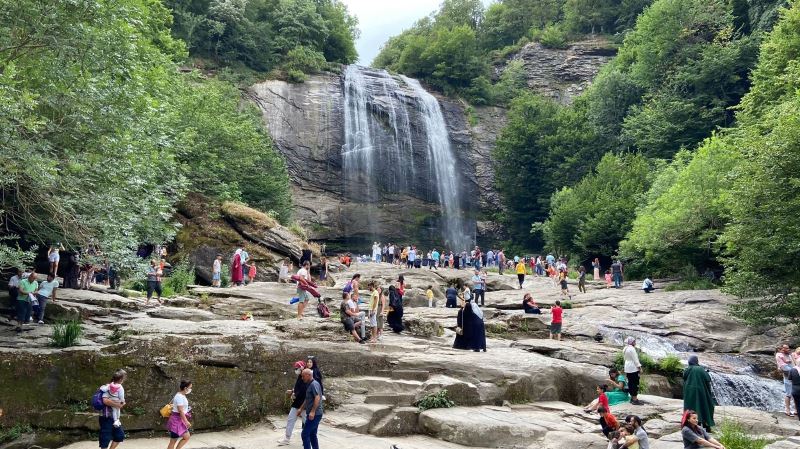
[285,407,307,440]
[99,416,125,448]
[613,272,622,288]
[473,289,485,306]
[146,280,162,299]
[301,413,322,449]
[16,300,31,324]
[34,294,49,322]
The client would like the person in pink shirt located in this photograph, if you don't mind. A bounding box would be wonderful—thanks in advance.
[777,343,796,416]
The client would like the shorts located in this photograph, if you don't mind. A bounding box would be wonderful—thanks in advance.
[785,379,793,397]
[170,431,188,439]
[550,322,562,334]
[99,416,125,448]
[368,312,377,327]
[212,272,221,281]
[342,317,355,332]
[296,288,312,303]
[560,280,568,289]
[49,253,60,263]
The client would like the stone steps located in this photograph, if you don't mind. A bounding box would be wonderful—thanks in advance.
[375,369,431,381]
[364,393,417,406]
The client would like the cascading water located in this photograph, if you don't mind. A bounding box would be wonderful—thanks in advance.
[401,76,471,251]
[341,65,472,250]
[598,326,784,412]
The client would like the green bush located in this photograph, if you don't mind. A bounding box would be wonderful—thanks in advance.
[658,354,684,377]
[286,69,307,83]
[534,24,570,49]
[289,222,308,240]
[284,46,327,74]
[561,300,573,309]
[0,424,32,444]
[416,389,455,411]
[51,320,83,347]
[163,259,195,296]
[665,278,716,292]
[717,420,773,449]
[221,263,231,288]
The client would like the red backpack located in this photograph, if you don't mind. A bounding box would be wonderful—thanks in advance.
[317,300,330,318]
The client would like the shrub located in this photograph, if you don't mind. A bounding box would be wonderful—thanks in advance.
[288,222,308,240]
[416,389,455,411]
[163,259,195,296]
[221,263,231,288]
[533,24,570,49]
[0,424,32,444]
[665,278,716,292]
[717,420,773,449]
[284,46,326,74]
[51,320,83,347]
[561,300,573,309]
[287,69,307,83]
[658,354,684,377]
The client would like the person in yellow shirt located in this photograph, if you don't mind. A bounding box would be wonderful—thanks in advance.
[368,281,380,343]
[515,259,527,289]
[426,286,434,308]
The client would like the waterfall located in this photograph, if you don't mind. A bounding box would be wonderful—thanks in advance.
[402,76,471,252]
[341,65,472,250]
[709,371,784,412]
[598,327,784,412]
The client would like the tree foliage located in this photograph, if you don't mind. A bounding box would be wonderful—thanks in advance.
[166,0,358,72]
[542,153,652,258]
[0,0,292,269]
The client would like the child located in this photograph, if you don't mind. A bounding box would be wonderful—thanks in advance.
[377,288,387,340]
[278,259,290,284]
[560,271,571,299]
[598,406,619,439]
[604,269,613,289]
[248,262,257,284]
[549,300,563,341]
[619,425,639,449]
[212,254,222,287]
[426,285,434,308]
[368,281,380,343]
[102,380,125,427]
[584,384,610,413]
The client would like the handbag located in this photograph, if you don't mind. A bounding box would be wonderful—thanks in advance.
[160,403,173,418]
[455,327,463,335]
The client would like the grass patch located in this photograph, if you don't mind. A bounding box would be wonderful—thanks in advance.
[0,424,32,444]
[288,222,308,240]
[416,389,455,411]
[665,278,716,291]
[162,259,195,296]
[717,420,773,449]
[221,201,278,228]
[51,320,83,347]
[658,354,684,377]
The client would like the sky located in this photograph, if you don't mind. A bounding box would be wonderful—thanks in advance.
[342,0,493,66]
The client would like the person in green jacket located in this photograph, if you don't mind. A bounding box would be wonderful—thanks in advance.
[683,355,716,429]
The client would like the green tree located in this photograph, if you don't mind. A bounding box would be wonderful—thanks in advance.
[722,0,800,325]
[542,153,652,258]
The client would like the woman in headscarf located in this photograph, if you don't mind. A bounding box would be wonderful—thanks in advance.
[452,280,487,352]
[231,249,243,286]
[306,356,324,398]
[683,356,716,430]
[386,281,405,333]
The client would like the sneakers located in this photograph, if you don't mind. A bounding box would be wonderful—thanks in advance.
[277,438,290,446]
[38,320,44,325]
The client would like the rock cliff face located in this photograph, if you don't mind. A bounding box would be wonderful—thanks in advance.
[250,43,615,250]
[496,37,617,104]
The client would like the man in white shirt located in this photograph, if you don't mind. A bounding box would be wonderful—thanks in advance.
[8,268,21,302]
[295,262,312,319]
[624,337,643,405]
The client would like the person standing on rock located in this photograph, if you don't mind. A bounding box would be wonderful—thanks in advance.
[471,268,486,306]
[145,259,164,307]
[593,258,601,281]
[278,361,308,446]
[98,370,127,449]
[34,273,58,324]
[445,283,458,308]
[166,380,192,449]
[611,259,624,288]
[624,337,643,405]
[776,343,796,417]
[452,280,486,352]
[549,300,563,341]
[408,246,416,269]
[372,242,380,263]
[515,258,527,289]
[17,271,38,330]
[388,243,395,265]
[300,243,312,268]
[683,356,716,429]
[298,368,323,449]
[296,261,313,319]
[231,248,244,286]
[498,249,505,275]
[240,245,251,284]
[212,254,222,287]
[430,248,440,270]
[578,266,587,293]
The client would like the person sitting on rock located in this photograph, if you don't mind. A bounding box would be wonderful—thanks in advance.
[618,425,640,449]
[641,277,654,293]
[584,384,610,413]
[623,415,649,449]
[340,292,365,344]
[606,369,630,406]
[522,293,540,314]
[598,406,619,439]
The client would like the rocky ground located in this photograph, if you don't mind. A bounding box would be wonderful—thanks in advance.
[0,262,797,448]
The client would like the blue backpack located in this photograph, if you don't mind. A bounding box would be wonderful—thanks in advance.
[342,281,353,294]
[91,387,105,411]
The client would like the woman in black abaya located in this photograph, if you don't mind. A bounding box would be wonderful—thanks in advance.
[452,281,487,352]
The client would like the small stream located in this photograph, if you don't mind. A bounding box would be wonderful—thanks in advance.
[599,327,784,412]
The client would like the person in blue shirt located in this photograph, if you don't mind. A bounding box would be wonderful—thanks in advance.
[471,269,486,306]
[430,249,440,270]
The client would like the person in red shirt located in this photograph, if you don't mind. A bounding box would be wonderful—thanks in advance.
[584,384,610,413]
[550,300,563,341]
[598,406,619,438]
